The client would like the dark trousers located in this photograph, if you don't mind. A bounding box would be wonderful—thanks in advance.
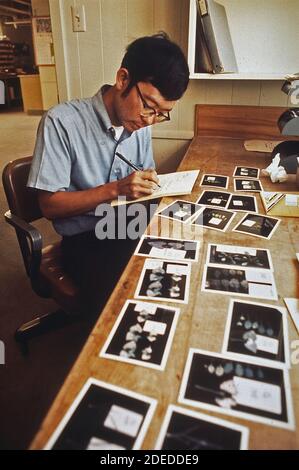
[61,231,138,318]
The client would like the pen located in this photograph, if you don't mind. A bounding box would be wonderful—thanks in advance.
[115,151,161,188]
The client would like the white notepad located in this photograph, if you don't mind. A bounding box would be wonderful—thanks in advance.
[111,170,200,206]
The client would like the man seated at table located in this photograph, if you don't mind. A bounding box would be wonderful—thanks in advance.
[27,32,190,317]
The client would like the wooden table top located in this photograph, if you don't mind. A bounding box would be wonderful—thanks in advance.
[30,136,299,450]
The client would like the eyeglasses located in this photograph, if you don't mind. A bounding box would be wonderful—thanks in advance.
[135,84,171,123]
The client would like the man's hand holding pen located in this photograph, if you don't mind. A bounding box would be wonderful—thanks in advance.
[116,169,160,200]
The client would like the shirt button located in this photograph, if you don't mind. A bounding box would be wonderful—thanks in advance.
[114,167,121,175]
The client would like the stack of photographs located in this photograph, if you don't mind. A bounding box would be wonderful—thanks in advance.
[178,349,294,430]
[202,243,278,300]
[134,235,200,262]
[155,405,249,450]
[135,259,191,304]
[45,378,157,450]
[99,300,180,370]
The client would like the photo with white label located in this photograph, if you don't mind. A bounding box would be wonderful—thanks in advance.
[233,213,281,240]
[191,207,236,232]
[196,190,231,208]
[201,265,278,300]
[100,300,180,370]
[135,259,191,304]
[206,244,273,270]
[234,179,263,192]
[134,235,200,262]
[222,299,290,367]
[156,200,203,223]
[200,174,229,189]
[233,167,260,179]
[227,195,257,213]
[44,378,157,450]
[178,349,294,430]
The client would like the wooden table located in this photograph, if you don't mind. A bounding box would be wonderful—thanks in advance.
[31,106,299,450]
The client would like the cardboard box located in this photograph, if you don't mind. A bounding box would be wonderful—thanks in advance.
[260,191,299,217]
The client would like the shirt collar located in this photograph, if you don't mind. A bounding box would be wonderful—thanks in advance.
[91,85,132,141]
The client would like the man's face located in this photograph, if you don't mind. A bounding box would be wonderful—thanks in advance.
[114,69,177,133]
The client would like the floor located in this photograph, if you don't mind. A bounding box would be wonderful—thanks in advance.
[0,110,97,449]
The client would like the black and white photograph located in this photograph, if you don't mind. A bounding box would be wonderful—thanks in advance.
[206,244,273,270]
[191,207,236,232]
[234,179,263,192]
[178,349,294,430]
[156,200,203,223]
[227,194,257,213]
[100,300,180,370]
[155,405,249,450]
[196,190,231,208]
[200,174,229,189]
[44,378,157,450]
[222,300,290,367]
[135,259,191,304]
[233,167,260,179]
[201,265,278,300]
[233,213,281,240]
[134,235,200,262]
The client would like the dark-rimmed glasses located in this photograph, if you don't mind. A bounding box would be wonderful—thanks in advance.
[135,84,171,123]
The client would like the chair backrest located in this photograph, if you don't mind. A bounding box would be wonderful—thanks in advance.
[2,156,43,222]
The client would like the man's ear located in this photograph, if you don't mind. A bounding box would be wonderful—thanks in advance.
[115,68,130,92]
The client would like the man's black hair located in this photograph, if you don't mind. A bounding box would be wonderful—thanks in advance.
[121,32,189,101]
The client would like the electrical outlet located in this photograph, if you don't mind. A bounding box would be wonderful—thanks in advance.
[71,5,86,32]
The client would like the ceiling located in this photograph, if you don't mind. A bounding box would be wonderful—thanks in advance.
[0,1,32,20]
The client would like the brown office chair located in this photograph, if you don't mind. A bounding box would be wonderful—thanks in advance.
[2,156,81,348]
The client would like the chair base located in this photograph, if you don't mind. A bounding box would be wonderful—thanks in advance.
[15,309,77,354]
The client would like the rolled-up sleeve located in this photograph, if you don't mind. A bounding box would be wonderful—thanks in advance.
[27,113,72,192]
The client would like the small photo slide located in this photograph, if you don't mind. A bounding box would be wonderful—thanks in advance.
[191,207,236,232]
[155,404,249,450]
[44,378,157,450]
[206,244,273,271]
[222,299,290,367]
[233,167,260,179]
[200,174,229,189]
[178,349,295,430]
[234,179,263,192]
[134,235,200,263]
[201,265,278,300]
[196,190,231,208]
[99,300,180,371]
[156,200,203,224]
[227,195,257,213]
[135,259,191,304]
[233,213,281,240]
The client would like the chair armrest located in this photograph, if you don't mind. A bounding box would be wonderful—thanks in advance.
[4,210,42,278]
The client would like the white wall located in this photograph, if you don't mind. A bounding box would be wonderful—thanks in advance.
[49,0,292,172]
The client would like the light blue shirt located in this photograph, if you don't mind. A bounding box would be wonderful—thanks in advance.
[27,86,154,236]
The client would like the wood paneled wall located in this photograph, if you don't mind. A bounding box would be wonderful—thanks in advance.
[49,0,293,172]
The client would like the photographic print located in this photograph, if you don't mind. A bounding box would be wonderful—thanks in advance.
[156,200,203,223]
[45,378,157,450]
[155,405,249,450]
[234,179,263,192]
[200,174,229,189]
[134,235,200,262]
[196,190,231,208]
[206,244,273,270]
[100,300,180,370]
[222,299,290,367]
[227,195,257,213]
[201,265,278,300]
[135,259,191,304]
[233,167,260,179]
[191,207,236,232]
[233,213,281,240]
[178,349,294,430]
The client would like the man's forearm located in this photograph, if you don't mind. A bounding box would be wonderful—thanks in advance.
[38,181,119,220]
